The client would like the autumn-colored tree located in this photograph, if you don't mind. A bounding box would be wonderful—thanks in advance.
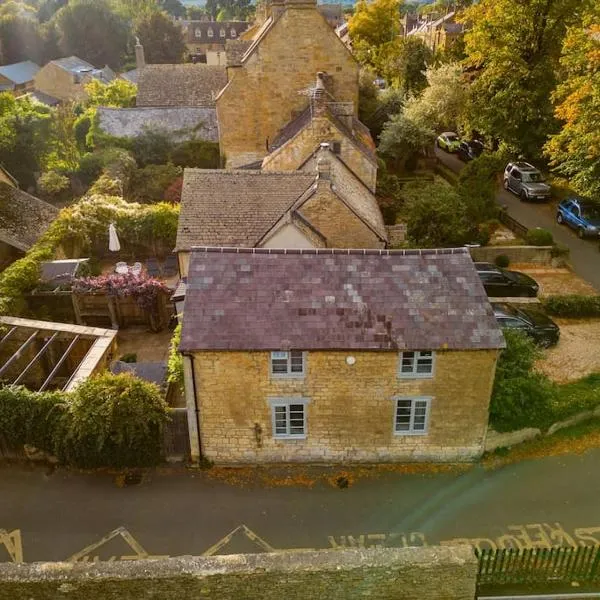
[545,6,600,199]
[462,0,590,157]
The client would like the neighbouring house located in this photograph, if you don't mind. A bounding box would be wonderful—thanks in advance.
[0,182,59,270]
[179,246,504,464]
[96,106,219,144]
[175,146,387,277]
[34,56,115,102]
[335,21,351,50]
[0,60,40,94]
[216,0,359,168]
[136,64,227,108]
[407,11,465,53]
[261,73,377,191]
[181,20,250,65]
[0,316,117,392]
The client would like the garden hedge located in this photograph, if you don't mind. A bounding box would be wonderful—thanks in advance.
[542,295,600,318]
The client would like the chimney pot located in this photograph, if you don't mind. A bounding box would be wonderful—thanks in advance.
[135,37,146,69]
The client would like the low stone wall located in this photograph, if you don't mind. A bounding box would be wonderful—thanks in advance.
[469,245,554,266]
[0,547,477,600]
[485,404,600,452]
[386,224,407,247]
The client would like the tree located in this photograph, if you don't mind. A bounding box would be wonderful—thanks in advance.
[374,37,432,94]
[403,62,467,132]
[44,103,81,173]
[37,0,67,23]
[358,69,404,140]
[159,0,185,18]
[186,6,205,19]
[53,0,129,69]
[0,14,44,63]
[378,112,435,170]
[135,10,186,64]
[401,180,478,247]
[545,7,600,199]
[462,0,589,157]
[85,79,137,108]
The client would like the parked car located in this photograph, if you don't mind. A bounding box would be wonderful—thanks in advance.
[457,140,484,162]
[436,132,461,153]
[503,162,551,202]
[556,198,600,239]
[492,302,560,347]
[474,262,539,297]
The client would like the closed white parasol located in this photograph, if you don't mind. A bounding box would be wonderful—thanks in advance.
[108,223,121,252]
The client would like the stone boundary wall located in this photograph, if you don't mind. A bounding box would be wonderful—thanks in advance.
[485,404,600,452]
[0,547,477,600]
[469,245,554,266]
[386,224,407,247]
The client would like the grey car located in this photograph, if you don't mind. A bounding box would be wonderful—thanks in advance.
[503,162,551,201]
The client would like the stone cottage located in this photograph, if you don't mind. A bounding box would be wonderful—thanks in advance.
[179,247,504,464]
[216,0,359,168]
[175,146,387,277]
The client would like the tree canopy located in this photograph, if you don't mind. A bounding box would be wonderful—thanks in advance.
[135,10,186,64]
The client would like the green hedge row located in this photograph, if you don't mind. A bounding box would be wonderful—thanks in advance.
[0,373,169,468]
[542,295,600,318]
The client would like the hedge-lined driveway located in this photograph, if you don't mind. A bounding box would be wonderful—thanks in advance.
[435,148,600,292]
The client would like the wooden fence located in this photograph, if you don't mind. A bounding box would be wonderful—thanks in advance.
[163,408,190,462]
[476,546,600,586]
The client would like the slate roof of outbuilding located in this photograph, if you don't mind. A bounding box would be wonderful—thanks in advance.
[136,64,227,108]
[97,107,218,142]
[176,170,315,251]
[180,247,505,352]
[0,60,40,85]
[0,183,59,251]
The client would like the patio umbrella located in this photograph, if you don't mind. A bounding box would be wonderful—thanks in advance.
[108,223,121,252]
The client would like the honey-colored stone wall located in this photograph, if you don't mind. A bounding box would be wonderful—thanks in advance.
[217,3,359,167]
[262,115,377,191]
[191,348,498,463]
[299,184,384,248]
[34,64,86,102]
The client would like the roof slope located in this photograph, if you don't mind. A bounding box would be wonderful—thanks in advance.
[137,64,227,108]
[176,170,314,250]
[0,60,40,84]
[180,247,505,352]
[0,183,59,251]
[302,150,385,240]
[97,107,218,142]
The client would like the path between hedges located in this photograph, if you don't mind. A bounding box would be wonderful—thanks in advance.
[2,447,600,563]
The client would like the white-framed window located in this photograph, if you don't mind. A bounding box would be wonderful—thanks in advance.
[208,28,214,38]
[230,28,237,38]
[195,28,202,38]
[220,28,226,38]
[398,351,435,378]
[269,397,309,439]
[393,397,431,435]
[270,350,305,378]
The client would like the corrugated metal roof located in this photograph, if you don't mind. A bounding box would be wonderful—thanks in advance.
[0,60,40,85]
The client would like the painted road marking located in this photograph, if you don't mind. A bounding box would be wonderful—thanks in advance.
[0,529,23,563]
[68,527,169,562]
[202,524,276,556]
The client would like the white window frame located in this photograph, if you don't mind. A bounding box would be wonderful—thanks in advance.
[230,28,237,38]
[393,397,431,436]
[207,28,214,38]
[219,28,226,38]
[398,350,435,379]
[195,28,202,38]
[270,350,306,379]
[269,397,310,439]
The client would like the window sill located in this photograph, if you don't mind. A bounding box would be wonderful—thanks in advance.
[270,374,306,380]
[273,435,307,441]
[397,373,434,380]
[393,430,428,437]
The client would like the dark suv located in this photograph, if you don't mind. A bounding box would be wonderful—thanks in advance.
[474,263,539,297]
[503,162,551,202]
[492,302,560,347]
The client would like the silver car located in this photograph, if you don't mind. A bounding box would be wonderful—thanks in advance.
[503,162,551,201]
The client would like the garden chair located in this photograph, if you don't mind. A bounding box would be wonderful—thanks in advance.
[115,261,128,274]
[131,262,142,276]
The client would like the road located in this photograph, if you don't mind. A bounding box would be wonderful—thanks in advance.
[1,448,600,563]
[435,148,600,291]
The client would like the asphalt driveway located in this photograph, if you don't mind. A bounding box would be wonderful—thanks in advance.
[435,148,600,291]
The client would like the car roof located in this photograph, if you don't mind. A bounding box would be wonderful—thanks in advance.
[441,131,458,136]
[513,162,538,171]
[474,262,501,273]
[491,303,519,318]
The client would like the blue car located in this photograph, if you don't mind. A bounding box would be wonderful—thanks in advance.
[556,198,600,239]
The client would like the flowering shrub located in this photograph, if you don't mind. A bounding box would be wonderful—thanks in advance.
[73,272,170,311]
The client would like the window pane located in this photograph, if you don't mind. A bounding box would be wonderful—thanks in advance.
[395,400,412,431]
[274,406,287,434]
[416,357,433,373]
[290,351,304,373]
[413,401,428,431]
[401,352,415,373]
[289,404,305,435]
[271,359,288,374]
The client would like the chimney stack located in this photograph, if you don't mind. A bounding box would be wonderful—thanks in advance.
[271,0,285,19]
[135,37,145,70]
[316,144,332,186]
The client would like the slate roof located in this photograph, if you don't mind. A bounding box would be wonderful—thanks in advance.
[51,56,115,83]
[0,183,59,251]
[120,68,140,85]
[302,150,385,240]
[27,90,60,106]
[0,60,40,85]
[136,64,227,108]
[176,170,315,251]
[180,247,505,352]
[97,107,219,142]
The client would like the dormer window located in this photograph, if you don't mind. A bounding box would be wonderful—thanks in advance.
[220,28,226,38]
[195,28,202,38]
[208,28,214,38]
[231,28,237,38]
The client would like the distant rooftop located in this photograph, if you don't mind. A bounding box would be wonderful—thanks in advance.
[0,60,40,85]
